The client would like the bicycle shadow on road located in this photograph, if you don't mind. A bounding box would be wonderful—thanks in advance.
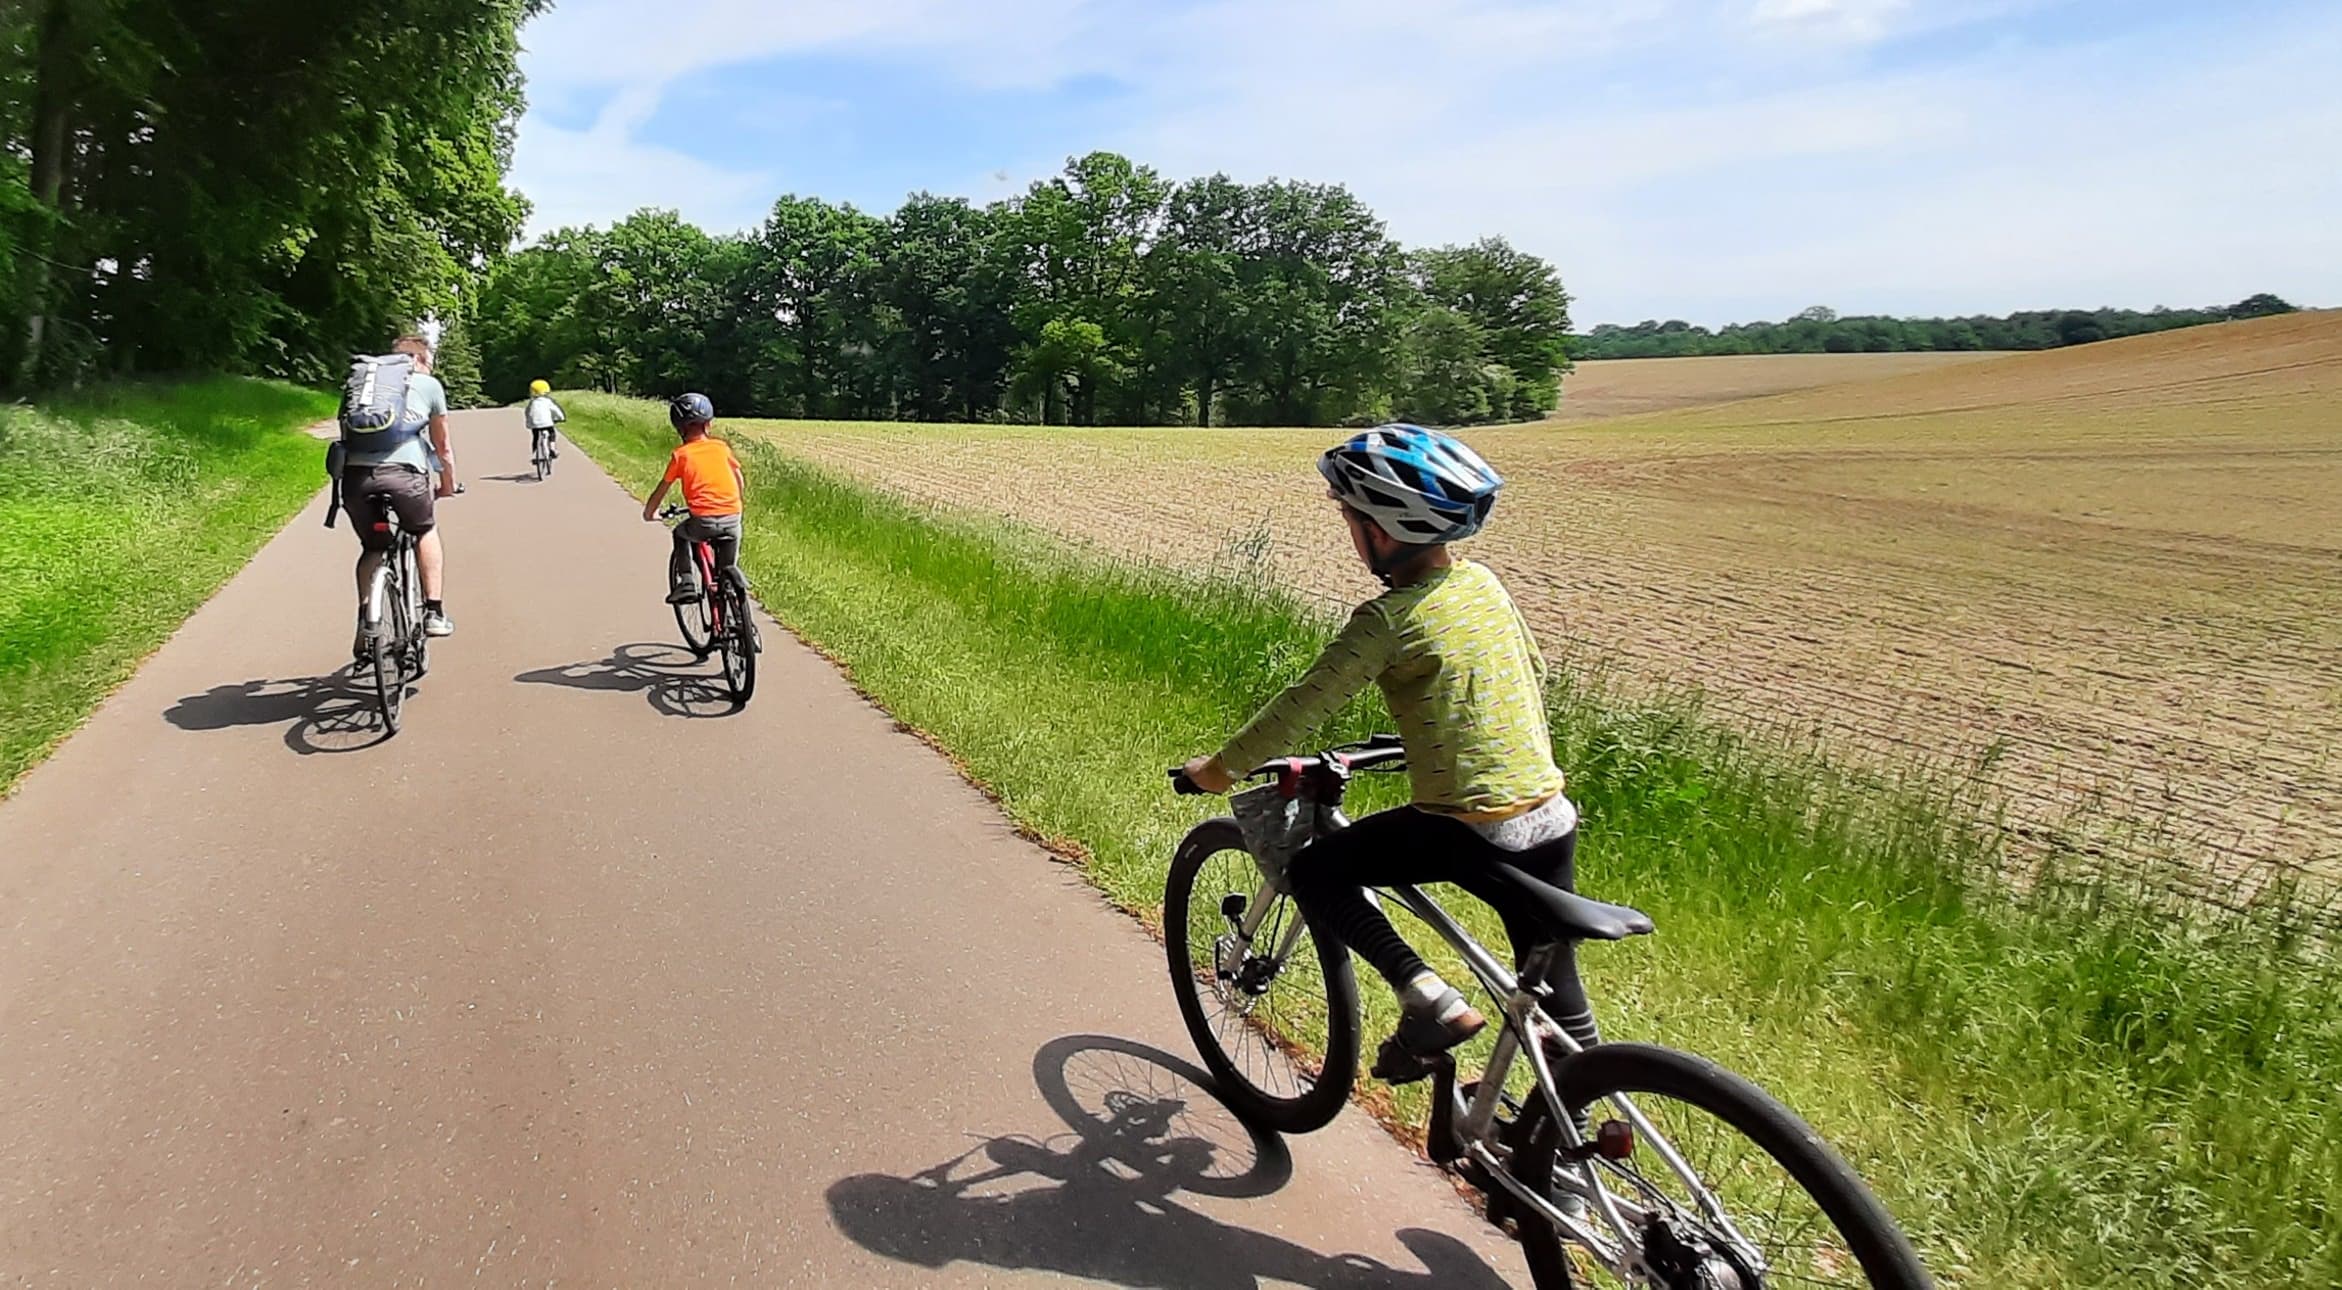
[163,670,393,753]
[825,1033,1510,1289]
[480,472,542,483]
[514,642,739,718]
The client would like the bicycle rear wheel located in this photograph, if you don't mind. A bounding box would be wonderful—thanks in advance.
[1164,818,1360,1133]
[1508,1042,1931,1290]
[720,586,757,704]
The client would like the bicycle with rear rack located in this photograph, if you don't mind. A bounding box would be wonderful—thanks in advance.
[1167,737,1931,1289]
[658,504,759,705]
[354,490,428,734]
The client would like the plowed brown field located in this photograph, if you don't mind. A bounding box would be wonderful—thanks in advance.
[752,312,2342,890]
[1551,351,2002,419]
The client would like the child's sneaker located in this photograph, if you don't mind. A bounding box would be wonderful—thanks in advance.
[1370,986,1485,1084]
[666,585,701,605]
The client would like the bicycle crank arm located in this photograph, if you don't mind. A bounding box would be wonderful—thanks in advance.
[1426,1056,1465,1165]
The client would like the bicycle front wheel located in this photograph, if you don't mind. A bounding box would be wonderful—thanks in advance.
[675,589,714,656]
[1509,1042,1931,1290]
[1164,818,1359,1134]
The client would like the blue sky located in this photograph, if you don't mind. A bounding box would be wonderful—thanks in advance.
[508,0,2342,326]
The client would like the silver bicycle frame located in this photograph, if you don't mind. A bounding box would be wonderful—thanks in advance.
[1219,800,1763,1283]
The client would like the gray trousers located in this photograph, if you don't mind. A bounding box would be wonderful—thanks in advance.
[671,513,743,594]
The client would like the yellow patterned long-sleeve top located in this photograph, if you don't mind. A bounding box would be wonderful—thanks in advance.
[1215,560,1564,818]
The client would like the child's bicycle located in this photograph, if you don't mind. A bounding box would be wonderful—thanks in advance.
[531,426,556,481]
[657,505,759,705]
[1167,737,1931,1289]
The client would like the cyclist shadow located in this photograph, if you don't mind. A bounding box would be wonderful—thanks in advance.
[513,642,737,718]
[163,670,394,753]
[480,472,541,483]
[825,1034,1510,1289]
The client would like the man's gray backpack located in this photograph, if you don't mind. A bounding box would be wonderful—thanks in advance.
[325,352,417,528]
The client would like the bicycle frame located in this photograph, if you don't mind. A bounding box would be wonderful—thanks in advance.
[1221,800,1764,1284]
[363,527,419,646]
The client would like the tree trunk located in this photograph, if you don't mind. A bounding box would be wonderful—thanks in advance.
[19,0,75,384]
[1197,374,1214,428]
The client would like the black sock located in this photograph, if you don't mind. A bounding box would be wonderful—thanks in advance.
[424,599,443,615]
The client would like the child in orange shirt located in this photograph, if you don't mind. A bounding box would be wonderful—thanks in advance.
[641,392,747,604]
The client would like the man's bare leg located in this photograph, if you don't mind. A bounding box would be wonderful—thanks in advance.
[416,529,445,602]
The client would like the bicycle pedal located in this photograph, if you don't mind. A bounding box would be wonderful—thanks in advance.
[1370,1036,1442,1086]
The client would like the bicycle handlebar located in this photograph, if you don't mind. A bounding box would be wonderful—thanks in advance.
[1164,735,1405,796]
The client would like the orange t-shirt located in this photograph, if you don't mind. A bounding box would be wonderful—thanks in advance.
[662,437,743,516]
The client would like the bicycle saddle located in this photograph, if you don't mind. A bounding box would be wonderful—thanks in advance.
[1476,862,1655,942]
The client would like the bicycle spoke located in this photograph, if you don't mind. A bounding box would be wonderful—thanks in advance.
[1184,849,1327,1103]
[1580,1091,1869,1287]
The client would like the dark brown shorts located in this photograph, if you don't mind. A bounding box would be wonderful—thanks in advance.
[342,464,435,552]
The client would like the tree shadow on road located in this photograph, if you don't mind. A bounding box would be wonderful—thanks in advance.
[163,669,393,753]
[826,1034,1512,1289]
[514,642,738,718]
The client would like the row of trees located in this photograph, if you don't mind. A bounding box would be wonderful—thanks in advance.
[1571,296,2300,360]
[474,152,1571,427]
[0,0,538,392]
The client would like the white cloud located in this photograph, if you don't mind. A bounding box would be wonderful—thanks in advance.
[1750,0,1910,42]
[507,0,2342,321]
[510,86,776,234]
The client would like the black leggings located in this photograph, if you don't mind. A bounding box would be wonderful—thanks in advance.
[1286,806,1600,1048]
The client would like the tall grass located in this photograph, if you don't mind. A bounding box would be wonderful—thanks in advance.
[567,393,2338,1287]
[0,377,334,790]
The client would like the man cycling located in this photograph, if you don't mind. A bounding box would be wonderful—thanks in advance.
[523,379,564,463]
[342,334,456,655]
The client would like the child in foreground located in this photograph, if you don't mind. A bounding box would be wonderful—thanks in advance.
[1178,424,1588,1079]
[641,392,746,603]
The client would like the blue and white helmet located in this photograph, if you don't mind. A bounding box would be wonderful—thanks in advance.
[1317,424,1504,544]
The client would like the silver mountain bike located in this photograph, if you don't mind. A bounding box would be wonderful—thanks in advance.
[1167,736,1931,1289]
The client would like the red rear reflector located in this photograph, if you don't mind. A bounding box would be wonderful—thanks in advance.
[1596,1119,1634,1160]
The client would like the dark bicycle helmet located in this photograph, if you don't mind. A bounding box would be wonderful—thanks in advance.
[669,392,715,429]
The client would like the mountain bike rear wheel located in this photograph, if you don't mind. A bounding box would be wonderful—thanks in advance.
[1165,818,1359,1133]
[1507,1042,1931,1290]
[720,587,757,705]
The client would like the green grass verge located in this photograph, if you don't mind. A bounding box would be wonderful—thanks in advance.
[0,377,335,790]
[563,392,2338,1288]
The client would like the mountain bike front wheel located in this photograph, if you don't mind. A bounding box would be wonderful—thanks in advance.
[1508,1042,1931,1290]
[1164,818,1360,1134]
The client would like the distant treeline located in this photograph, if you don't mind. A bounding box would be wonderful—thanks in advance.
[1569,295,2300,360]
[476,151,1569,427]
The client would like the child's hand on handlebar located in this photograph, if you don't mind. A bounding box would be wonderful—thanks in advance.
[1177,754,1235,795]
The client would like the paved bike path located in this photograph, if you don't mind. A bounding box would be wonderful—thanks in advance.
[0,410,1528,1286]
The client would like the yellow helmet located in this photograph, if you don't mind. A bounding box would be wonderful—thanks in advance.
[529,379,551,396]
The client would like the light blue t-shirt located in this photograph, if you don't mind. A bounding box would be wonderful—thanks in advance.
[345,372,450,471]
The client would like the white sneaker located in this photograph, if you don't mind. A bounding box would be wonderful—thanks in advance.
[422,611,454,637]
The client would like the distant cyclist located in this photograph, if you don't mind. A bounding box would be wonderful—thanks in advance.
[1176,425,1584,1075]
[641,392,746,604]
[341,334,456,654]
[523,379,564,460]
